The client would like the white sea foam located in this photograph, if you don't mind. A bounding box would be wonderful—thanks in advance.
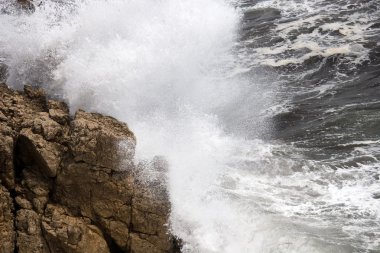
[241,0,377,68]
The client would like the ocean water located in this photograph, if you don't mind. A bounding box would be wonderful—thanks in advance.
[0,0,379,252]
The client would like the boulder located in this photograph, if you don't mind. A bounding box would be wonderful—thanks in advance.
[0,83,181,253]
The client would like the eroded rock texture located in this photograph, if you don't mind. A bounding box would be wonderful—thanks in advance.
[0,84,180,253]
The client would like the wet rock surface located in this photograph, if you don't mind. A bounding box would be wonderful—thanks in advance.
[0,84,180,253]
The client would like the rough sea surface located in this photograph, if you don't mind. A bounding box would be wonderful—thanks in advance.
[0,0,379,252]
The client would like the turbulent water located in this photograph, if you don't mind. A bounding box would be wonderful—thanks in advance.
[1,0,380,252]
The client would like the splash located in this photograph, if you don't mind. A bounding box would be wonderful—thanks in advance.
[0,0,254,251]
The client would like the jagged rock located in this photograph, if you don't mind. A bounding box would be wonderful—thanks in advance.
[17,168,51,214]
[0,185,15,253]
[15,196,33,210]
[33,113,63,141]
[130,182,173,252]
[0,84,180,253]
[56,162,134,249]
[15,209,50,253]
[42,204,110,253]
[47,100,70,125]
[0,111,7,121]
[69,110,135,168]
[0,134,15,189]
[56,110,146,250]
[18,128,62,178]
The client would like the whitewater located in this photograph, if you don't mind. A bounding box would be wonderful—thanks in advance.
[1,0,379,252]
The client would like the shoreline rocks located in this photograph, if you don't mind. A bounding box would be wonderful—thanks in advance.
[0,84,180,253]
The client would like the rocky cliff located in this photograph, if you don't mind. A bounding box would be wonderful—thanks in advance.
[0,84,180,253]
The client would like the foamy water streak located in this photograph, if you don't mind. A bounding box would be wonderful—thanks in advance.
[239,0,378,68]
[0,0,379,252]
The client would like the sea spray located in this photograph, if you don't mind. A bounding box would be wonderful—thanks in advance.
[0,0,252,251]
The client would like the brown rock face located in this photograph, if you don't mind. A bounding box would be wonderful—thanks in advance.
[42,204,110,253]
[0,84,180,253]
[0,185,15,253]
